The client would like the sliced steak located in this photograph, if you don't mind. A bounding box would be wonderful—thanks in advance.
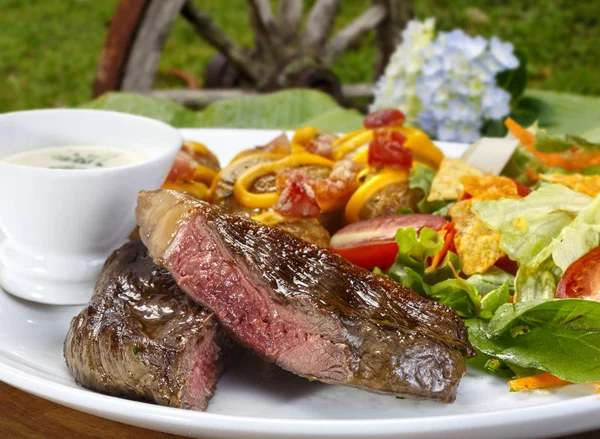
[64,240,238,411]
[137,190,475,403]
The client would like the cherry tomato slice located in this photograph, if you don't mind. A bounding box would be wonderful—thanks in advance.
[364,108,406,128]
[556,246,600,301]
[329,214,447,269]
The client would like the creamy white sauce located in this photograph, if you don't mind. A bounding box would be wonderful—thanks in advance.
[2,146,146,169]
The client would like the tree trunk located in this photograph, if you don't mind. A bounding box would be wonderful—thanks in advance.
[121,0,187,92]
[374,0,413,77]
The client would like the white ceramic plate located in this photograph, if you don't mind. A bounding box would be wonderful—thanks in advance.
[1,129,599,439]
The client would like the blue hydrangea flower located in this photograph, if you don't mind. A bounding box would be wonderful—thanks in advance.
[371,19,520,143]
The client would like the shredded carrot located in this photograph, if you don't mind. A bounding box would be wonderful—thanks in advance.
[525,167,539,185]
[505,118,536,147]
[508,373,570,391]
[427,222,456,273]
[447,260,461,280]
[505,118,600,171]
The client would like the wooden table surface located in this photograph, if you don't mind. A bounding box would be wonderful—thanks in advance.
[1,381,598,439]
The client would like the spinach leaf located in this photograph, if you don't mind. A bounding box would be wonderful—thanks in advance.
[479,285,510,319]
[430,279,481,318]
[467,299,600,383]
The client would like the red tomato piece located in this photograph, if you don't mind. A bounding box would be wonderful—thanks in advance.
[275,171,320,218]
[364,109,406,129]
[166,150,198,182]
[305,134,335,159]
[313,160,362,209]
[329,214,447,269]
[494,255,519,276]
[513,179,532,197]
[368,129,413,170]
[261,133,291,155]
[556,246,600,301]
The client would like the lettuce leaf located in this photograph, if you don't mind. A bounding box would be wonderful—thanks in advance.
[467,267,515,296]
[395,227,443,264]
[409,165,453,215]
[381,227,482,317]
[473,184,591,268]
[466,298,600,383]
[551,195,600,271]
[514,258,561,302]
[535,135,600,153]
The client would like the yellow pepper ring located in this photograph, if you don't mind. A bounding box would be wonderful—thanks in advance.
[184,140,212,156]
[208,152,285,202]
[332,128,367,148]
[333,127,444,168]
[290,143,307,154]
[291,126,319,146]
[233,153,335,209]
[192,164,218,186]
[333,131,374,161]
[345,168,409,223]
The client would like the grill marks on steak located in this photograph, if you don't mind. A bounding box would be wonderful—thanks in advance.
[137,190,474,403]
[64,240,238,411]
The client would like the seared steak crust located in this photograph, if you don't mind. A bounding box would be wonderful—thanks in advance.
[137,190,474,403]
[64,240,237,410]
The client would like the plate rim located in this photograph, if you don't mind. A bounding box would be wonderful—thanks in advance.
[1,127,599,438]
[2,359,599,438]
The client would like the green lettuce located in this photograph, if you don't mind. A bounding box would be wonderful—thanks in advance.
[430,279,481,318]
[381,227,481,318]
[473,184,591,268]
[466,298,600,383]
[466,267,515,296]
[534,135,600,153]
[479,285,511,319]
[514,259,561,302]
[408,165,454,215]
[551,195,600,271]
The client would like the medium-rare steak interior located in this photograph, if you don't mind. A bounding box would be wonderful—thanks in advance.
[64,240,238,411]
[137,190,475,403]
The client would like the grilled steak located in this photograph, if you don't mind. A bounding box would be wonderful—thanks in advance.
[64,240,238,411]
[137,190,475,403]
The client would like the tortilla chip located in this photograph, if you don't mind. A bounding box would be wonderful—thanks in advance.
[539,173,600,197]
[428,158,484,202]
[461,175,520,201]
[449,199,505,275]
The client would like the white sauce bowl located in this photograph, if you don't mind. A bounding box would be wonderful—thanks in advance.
[0,109,182,304]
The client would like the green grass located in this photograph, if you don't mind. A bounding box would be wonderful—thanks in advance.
[0,0,599,113]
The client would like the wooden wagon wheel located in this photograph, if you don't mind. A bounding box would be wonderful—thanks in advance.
[93,0,413,108]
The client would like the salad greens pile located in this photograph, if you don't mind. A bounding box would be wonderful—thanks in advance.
[379,184,600,384]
